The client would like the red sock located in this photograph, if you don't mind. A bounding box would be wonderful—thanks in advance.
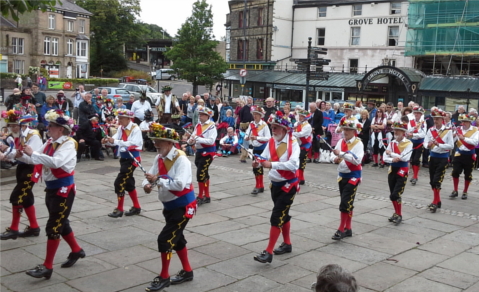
[198,182,204,198]
[299,169,304,181]
[43,239,61,269]
[160,252,170,279]
[116,195,125,211]
[433,188,440,204]
[345,211,353,230]
[373,154,378,164]
[381,156,384,165]
[392,201,398,214]
[204,180,210,198]
[266,226,281,254]
[307,150,312,159]
[452,177,459,191]
[338,212,348,232]
[23,206,39,229]
[396,201,402,216]
[412,165,419,179]
[176,247,192,272]
[128,189,141,209]
[62,232,82,253]
[258,175,264,189]
[281,221,291,245]
[10,205,22,231]
[314,152,319,160]
[254,175,260,188]
[464,180,471,193]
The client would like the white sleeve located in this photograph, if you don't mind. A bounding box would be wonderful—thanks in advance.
[159,156,191,192]
[340,140,363,165]
[271,139,300,171]
[30,140,76,169]
[463,130,479,147]
[142,155,159,187]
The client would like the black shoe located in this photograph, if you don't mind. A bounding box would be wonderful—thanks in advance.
[313,159,320,164]
[437,201,442,208]
[392,215,402,225]
[299,180,305,185]
[450,191,458,198]
[388,213,399,222]
[0,227,19,240]
[108,208,124,218]
[77,158,81,163]
[422,164,429,168]
[125,207,141,216]
[203,197,211,204]
[379,164,385,168]
[273,242,292,255]
[145,276,170,292]
[254,250,273,263]
[344,229,352,237]
[240,160,246,163]
[462,193,468,200]
[332,230,344,240]
[196,197,204,206]
[372,163,379,167]
[114,155,119,159]
[429,204,438,213]
[306,159,312,163]
[170,269,193,285]
[61,249,85,268]
[410,178,417,186]
[251,188,264,195]
[18,226,40,238]
[26,265,53,280]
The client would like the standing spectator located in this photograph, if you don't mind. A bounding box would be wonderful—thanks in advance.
[79,93,96,125]
[5,88,22,110]
[179,93,189,117]
[126,94,135,110]
[358,109,371,163]
[239,97,254,129]
[210,98,219,123]
[37,75,45,90]
[263,97,278,124]
[93,96,104,117]
[234,100,244,129]
[71,85,86,123]
[15,75,23,90]
[186,96,196,124]
[26,76,32,88]
[367,100,377,120]
[215,83,222,97]
[370,109,387,167]
[131,94,152,125]
[452,105,466,127]
[203,92,210,106]
[56,91,73,117]
[93,88,100,97]
[308,102,324,163]
[215,98,223,122]
[156,86,181,124]
[193,99,205,125]
[116,98,126,110]
[32,84,47,115]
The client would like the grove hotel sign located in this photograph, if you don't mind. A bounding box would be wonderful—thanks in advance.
[357,66,424,95]
[348,17,403,26]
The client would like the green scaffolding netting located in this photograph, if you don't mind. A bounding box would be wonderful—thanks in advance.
[405,0,479,56]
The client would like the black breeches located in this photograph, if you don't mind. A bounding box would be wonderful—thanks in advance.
[388,167,408,202]
[195,152,212,182]
[451,154,474,181]
[429,156,448,189]
[270,184,297,227]
[157,207,189,252]
[45,187,75,239]
[114,158,137,194]
[10,164,35,208]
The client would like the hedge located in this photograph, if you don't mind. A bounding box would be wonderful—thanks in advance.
[46,78,119,85]
[0,72,28,79]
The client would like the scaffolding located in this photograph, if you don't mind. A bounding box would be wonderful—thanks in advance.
[405,0,479,56]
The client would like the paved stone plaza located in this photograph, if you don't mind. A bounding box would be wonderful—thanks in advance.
[1,152,479,292]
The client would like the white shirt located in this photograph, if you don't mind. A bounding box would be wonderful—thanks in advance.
[131,100,152,121]
[142,147,192,203]
[455,125,479,151]
[245,120,271,148]
[220,134,238,146]
[195,120,217,149]
[383,137,413,164]
[139,120,152,131]
[334,136,364,174]
[5,128,43,161]
[424,125,454,154]
[156,94,179,114]
[260,133,300,182]
[292,121,312,145]
[108,121,143,151]
[19,135,76,182]
[407,118,427,140]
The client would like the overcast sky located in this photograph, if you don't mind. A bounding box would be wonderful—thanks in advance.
[139,0,229,40]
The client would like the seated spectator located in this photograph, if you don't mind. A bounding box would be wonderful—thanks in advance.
[219,127,238,157]
[312,264,358,292]
[140,110,155,152]
[222,109,235,128]
[76,115,103,162]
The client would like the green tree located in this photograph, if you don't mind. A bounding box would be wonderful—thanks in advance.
[166,0,227,95]
[75,0,142,74]
[0,0,58,21]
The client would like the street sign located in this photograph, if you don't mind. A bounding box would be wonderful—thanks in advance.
[239,69,248,77]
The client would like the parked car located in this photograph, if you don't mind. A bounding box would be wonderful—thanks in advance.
[119,84,161,105]
[151,69,177,80]
[89,87,134,102]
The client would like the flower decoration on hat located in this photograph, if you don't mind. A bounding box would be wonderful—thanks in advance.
[339,118,362,132]
[114,108,135,118]
[412,106,425,114]
[162,85,173,92]
[250,105,265,117]
[1,110,22,124]
[391,122,408,131]
[197,105,213,117]
[458,113,475,122]
[104,98,113,104]
[148,122,180,143]
[430,108,446,117]
[343,103,355,111]
[297,109,311,120]
[45,109,73,130]
[267,110,293,129]
[18,114,36,125]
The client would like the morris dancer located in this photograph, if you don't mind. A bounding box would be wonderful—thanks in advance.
[103,109,143,218]
[406,106,426,186]
[20,109,85,279]
[187,106,217,205]
[245,106,271,194]
[253,111,299,264]
[293,109,312,185]
[450,114,479,200]
[383,122,412,225]
[143,124,196,291]
[0,112,42,240]
[332,119,364,240]
[424,108,454,213]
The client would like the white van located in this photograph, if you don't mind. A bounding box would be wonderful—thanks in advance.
[152,69,177,80]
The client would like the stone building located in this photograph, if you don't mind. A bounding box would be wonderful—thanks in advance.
[0,0,92,78]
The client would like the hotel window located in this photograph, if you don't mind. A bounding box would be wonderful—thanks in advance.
[77,41,87,57]
[350,27,360,45]
[388,26,399,46]
[237,39,248,60]
[14,60,25,74]
[317,28,325,46]
[256,39,263,60]
[391,3,401,14]
[353,4,362,16]
[44,37,51,55]
[67,39,74,55]
[12,37,24,54]
[239,11,248,28]
[67,20,74,32]
[52,38,59,55]
[48,14,55,29]
[257,8,264,26]
[318,7,326,17]
[79,19,85,33]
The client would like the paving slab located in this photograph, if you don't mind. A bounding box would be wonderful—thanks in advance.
[418,237,474,256]
[193,241,251,260]
[260,263,312,284]
[387,249,449,272]
[437,252,479,276]
[93,245,159,267]
[353,262,417,291]
[385,275,461,292]
[1,270,68,292]
[211,228,269,246]
[419,266,479,290]
[318,242,392,265]
[77,226,155,251]
[442,229,479,246]
[209,275,280,292]
[25,283,81,292]
[287,250,367,273]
